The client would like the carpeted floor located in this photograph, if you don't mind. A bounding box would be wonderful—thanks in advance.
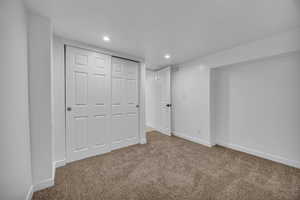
[33,131,300,200]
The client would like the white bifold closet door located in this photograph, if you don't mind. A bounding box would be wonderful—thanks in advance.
[66,46,139,162]
[111,57,139,150]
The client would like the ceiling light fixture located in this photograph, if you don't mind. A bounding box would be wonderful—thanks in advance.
[103,36,110,42]
[164,54,171,59]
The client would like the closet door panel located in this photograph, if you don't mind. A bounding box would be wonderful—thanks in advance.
[66,47,111,162]
[111,58,139,150]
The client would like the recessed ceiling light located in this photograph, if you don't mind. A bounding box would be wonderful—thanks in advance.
[164,54,171,59]
[103,36,110,42]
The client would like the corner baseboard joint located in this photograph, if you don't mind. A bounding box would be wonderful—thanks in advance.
[26,185,34,200]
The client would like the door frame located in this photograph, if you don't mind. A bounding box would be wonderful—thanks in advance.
[64,42,146,163]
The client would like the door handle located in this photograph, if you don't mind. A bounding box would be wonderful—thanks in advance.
[166,104,171,107]
[67,107,72,111]
[136,105,140,108]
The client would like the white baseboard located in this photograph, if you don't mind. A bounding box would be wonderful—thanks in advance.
[146,123,154,128]
[146,124,154,130]
[146,124,158,133]
[159,127,172,136]
[111,137,140,150]
[140,137,147,144]
[146,124,171,136]
[217,140,300,169]
[173,131,213,147]
[33,162,56,192]
[55,159,66,168]
[26,185,34,200]
[33,177,54,192]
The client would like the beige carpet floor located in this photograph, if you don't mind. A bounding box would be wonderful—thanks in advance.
[33,131,300,200]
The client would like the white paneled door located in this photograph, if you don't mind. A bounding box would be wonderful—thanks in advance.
[66,46,140,162]
[111,57,139,150]
[66,47,111,162]
[158,67,171,135]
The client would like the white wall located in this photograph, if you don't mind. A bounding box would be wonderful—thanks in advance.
[27,12,54,189]
[0,0,33,199]
[145,70,153,127]
[145,70,159,129]
[52,36,66,166]
[212,51,300,168]
[172,65,212,146]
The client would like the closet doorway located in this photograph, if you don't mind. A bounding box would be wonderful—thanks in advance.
[66,46,140,162]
